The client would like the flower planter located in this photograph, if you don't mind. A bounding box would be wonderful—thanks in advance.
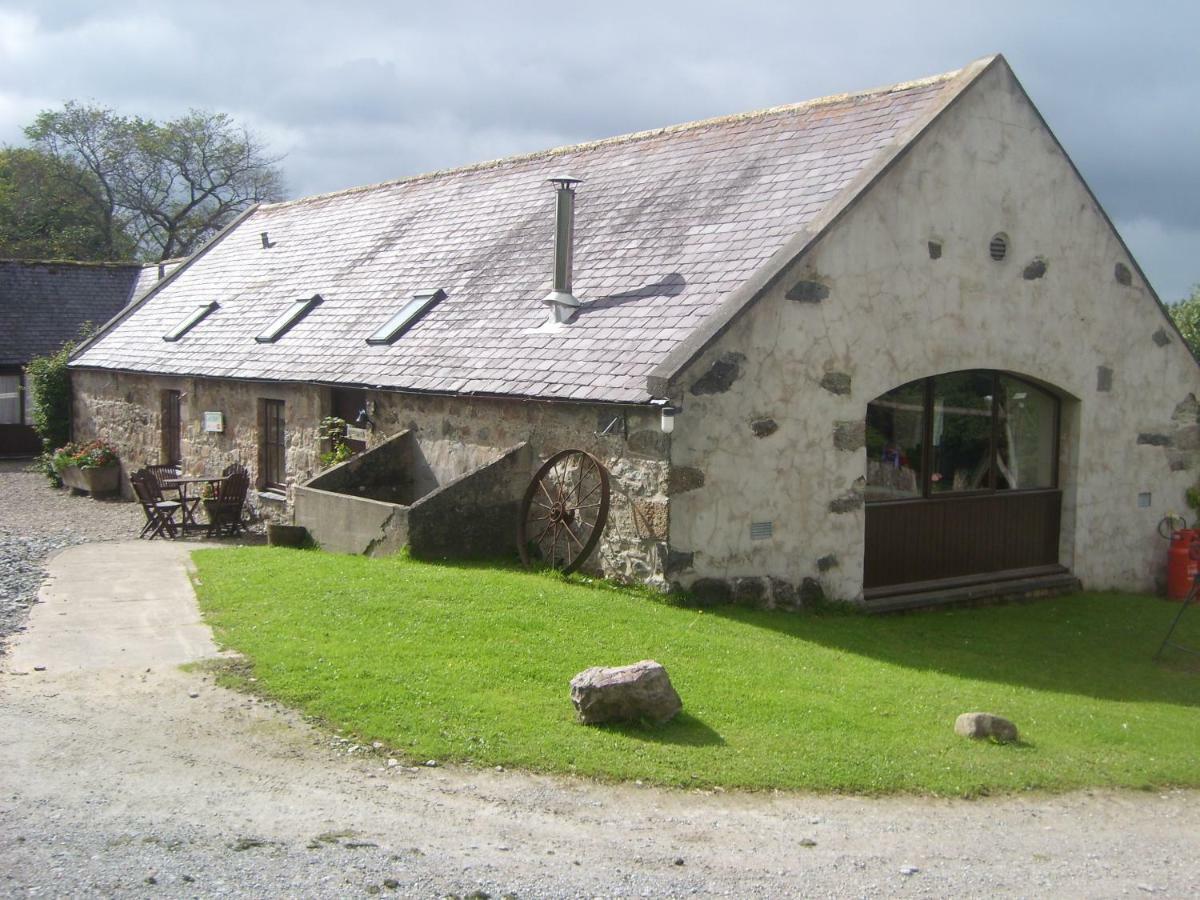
[59,464,120,497]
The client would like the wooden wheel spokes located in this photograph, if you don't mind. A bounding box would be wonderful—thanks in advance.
[518,449,611,574]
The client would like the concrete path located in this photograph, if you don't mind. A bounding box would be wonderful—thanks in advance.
[2,542,1199,898]
[7,540,218,674]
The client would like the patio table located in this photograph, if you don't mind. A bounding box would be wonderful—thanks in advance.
[160,475,223,531]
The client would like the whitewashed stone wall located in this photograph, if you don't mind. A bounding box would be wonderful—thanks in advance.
[666,61,1200,603]
[70,370,669,582]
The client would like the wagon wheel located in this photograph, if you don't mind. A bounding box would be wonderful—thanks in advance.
[518,449,610,574]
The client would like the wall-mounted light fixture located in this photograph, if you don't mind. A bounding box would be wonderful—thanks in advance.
[354,408,376,431]
[651,398,681,434]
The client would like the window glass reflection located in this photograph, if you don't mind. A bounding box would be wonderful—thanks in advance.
[865,381,924,500]
[930,372,995,493]
[865,371,1058,502]
[0,374,20,424]
[996,377,1056,489]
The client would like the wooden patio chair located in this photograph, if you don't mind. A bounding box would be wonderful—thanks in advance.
[145,463,188,517]
[146,463,181,488]
[206,468,250,537]
[130,469,181,540]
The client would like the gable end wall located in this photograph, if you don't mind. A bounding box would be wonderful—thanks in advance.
[666,61,1200,603]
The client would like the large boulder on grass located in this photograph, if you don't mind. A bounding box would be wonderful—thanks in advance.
[955,712,1019,743]
[570,660,682,725]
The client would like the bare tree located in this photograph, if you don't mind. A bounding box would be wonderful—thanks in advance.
[25,102,285,261]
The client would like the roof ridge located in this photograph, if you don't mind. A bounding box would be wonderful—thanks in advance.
[263,66,964,211]
[0,258,144,269]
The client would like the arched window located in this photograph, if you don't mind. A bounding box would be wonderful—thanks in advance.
[865,371,1058,503]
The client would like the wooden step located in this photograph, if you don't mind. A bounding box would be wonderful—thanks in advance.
[865,571,1082,614]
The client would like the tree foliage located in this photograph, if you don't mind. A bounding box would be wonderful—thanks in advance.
[16,101,284,261]
[1169,285,1200,357]
[0,147,129,260]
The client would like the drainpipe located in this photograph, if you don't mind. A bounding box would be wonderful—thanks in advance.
[542,176,582,325]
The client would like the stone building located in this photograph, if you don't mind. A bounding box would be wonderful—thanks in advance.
[68,55,1200,608]
[0,260,168,456]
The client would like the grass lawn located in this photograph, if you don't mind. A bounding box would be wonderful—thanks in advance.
[191,547,1200,795]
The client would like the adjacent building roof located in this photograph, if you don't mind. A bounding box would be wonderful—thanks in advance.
[71,58,993,403]
[0,260,152,366]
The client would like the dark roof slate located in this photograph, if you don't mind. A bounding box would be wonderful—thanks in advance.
[0,261,146,365]
[71,65,969,403]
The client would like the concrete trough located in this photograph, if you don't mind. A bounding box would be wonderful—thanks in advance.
[294,430,529,559]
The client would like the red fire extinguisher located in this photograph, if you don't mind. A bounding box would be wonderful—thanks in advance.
[1167,528,1200,601]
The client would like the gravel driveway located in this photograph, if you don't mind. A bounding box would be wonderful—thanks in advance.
[2,463,1199,898]
[0,459,143,653]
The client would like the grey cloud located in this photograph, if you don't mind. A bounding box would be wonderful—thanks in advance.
[0,0,1196,294]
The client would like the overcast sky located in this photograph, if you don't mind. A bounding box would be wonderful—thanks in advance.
[1,0,1195,300]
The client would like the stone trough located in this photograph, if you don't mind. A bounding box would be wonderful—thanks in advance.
[294,429,529,558]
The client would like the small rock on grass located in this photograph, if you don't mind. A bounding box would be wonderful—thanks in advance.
[955,712,1018,743]
[569,660,682,725]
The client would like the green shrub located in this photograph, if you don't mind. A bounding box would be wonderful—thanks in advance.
[25,340,75,484]
[318,415,355,468]
[25,323,95,484]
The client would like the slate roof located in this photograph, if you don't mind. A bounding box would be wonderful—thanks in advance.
[71,60,983,404]
[0,261,147,365]
[129,259,183,305]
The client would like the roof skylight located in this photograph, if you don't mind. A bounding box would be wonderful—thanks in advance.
[162,301,219,342]
[365,289,445,345]
[255,294,323,343]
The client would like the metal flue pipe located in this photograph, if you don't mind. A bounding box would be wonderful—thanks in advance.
[542,176,582,324]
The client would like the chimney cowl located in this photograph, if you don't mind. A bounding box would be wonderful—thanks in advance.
[542,175,583,324]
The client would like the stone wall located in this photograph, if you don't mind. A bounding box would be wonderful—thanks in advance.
[70,371,322,522]
[662,61,1200,604]
[70,369,670,583]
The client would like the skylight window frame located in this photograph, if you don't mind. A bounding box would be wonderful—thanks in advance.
[365,289,446,346]
[162,301,219,342]
[255,293,324,344]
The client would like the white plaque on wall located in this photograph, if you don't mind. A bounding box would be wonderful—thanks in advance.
[345,426,368,443]
[202,411,224,433]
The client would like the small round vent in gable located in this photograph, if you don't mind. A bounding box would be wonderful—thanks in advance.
[989,233,1009,261]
